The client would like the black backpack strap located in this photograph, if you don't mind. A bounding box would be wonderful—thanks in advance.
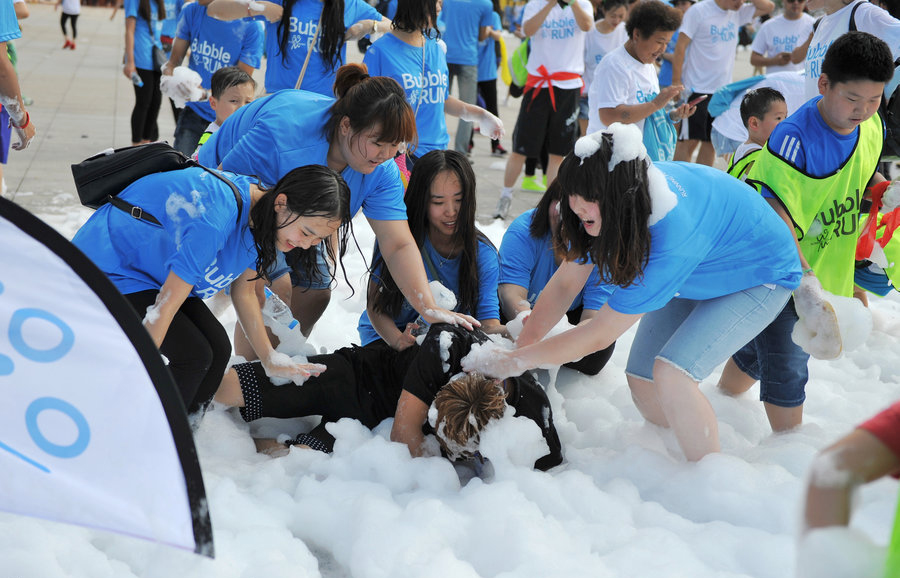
[849,1,861,31]
[107,163,244,229]
[108,195,162,225]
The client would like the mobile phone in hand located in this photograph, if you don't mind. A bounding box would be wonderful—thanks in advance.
[557,0,570,8]
[688,94,708,107]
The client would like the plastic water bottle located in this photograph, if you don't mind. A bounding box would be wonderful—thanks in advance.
[126,67,143,87]
[262,286,299,332]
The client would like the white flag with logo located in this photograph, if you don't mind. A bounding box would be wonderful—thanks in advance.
[0,197,213,556]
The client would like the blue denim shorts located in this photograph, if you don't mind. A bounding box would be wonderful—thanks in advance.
[625,283,792,384]
[266,248,332,290]
[731,297,810,408]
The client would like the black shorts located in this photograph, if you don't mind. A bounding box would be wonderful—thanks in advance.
[680,92,713,142]
[512,85,581,158]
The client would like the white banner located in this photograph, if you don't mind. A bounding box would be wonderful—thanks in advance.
[0,198,212,556]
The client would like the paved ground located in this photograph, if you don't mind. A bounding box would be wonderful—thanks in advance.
[3,3,750,222]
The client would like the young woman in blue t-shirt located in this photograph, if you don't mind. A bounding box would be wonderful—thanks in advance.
[72,165,351,423]
[362,0,503,163]
[123,0,172,145]
[465,123,802,462]
[360,149,502,350]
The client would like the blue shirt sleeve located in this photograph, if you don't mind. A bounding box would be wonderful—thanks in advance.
[0,0,20,44]
[238,19,264,68]
[475,239,501,321]
[174,1,196,41]
[498,212,541,290]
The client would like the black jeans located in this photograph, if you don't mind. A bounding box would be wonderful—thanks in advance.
[131,68,162,143]
[477,79,500,150]
[125,290,231,417]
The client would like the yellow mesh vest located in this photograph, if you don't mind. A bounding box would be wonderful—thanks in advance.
[746,113,883,297]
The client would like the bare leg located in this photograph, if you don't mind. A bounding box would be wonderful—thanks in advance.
[291,287,331,337]
[213,367,244,406]
[626,373,670,427]
[853,285,869,307]
[674,139,698,162]
[546,153,564,187]
[654,358,720,461]
[765,402,803,432]
[695,141,716,167]
[717,358,756,396]
[503,151,527,188]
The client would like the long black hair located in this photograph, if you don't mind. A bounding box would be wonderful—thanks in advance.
[557,132,652,288]
[369,149,491,317]
[392,0,440,38]
[277,0,345,72]
[529,179,564,240]
[138,0,165,22]
[249,165,352,288]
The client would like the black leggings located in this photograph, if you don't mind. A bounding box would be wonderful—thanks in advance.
[131,68,162,143]
[125,291,231,417]
[61,13,78,38]
[477,79,500,150]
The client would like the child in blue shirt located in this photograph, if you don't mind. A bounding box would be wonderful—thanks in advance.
[360,149,502,349]
[465,124,801,462]
[164,1,264,155]
[498,180,615,375]
[200,63,478,341]
[72,165,351,422]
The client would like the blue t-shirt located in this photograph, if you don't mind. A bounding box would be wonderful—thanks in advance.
[125,0,164,71]
[72,168,256,300]
[658,31,678,87]
[363,34,450,156]
[0,0,20,43]
[442,0,493,66]
[199,90,407,220]
[385,0,397,19]
[177,3,264,122]
[757,96,862,198]
[499,209,613,312]
[161,0,184,43]
[357,236,501,345]
[477,12,502,82]
[605,162,801,314]
[263,0,381,95]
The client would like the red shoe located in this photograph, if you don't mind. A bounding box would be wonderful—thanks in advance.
[63,39,71,49]
[70,40,76,50]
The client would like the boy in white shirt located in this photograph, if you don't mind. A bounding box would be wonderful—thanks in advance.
[671,0,774,166]
[750,0,814,74]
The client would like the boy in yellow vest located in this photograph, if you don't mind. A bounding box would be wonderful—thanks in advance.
[718,31,893,433]
[726,86,787,181]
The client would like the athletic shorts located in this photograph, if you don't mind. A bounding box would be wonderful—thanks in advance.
[679,92,713,143]
[512,85,581,158]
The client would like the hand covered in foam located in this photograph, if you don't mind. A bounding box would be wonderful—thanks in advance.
[262,351,327,386]
[160,67,204,108]
[881,180,900,212]
[461,341,525,379]
[792,275,843,360]
[459,108,505,141]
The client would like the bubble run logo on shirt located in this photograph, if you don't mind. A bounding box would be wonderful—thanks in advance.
[401,70,449,106]
[541,17,577,41]
[189,38,233,73]
[710,22,737,43]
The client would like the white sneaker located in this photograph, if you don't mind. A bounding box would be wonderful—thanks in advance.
[493,195,511,220]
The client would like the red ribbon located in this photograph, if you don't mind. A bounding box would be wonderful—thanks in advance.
[857,180,900,260]
[523,65,582,111]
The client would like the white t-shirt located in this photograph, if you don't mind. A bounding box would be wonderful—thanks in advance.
[804,0,900,99]
[523,0,593,89]
[586,44,660,134]
[680,0,756,93]
[583,21,628,94]
[60,0,81,15]
[711,70,805,143]
[750,13,814,74]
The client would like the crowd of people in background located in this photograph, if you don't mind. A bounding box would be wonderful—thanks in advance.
[6,0,900,564]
